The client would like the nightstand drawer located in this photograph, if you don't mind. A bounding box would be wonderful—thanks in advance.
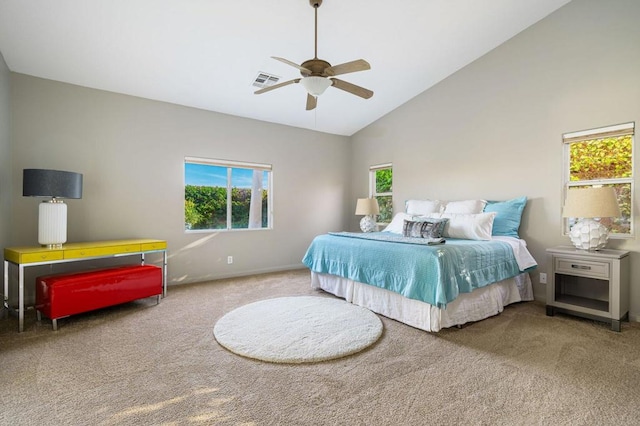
[555,258,609,279]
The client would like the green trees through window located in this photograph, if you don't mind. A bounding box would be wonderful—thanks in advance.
[370,164,393,223]
[569,136,632,181]
[184,159,272,231]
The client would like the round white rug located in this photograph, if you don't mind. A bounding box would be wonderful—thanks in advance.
[213,296,383,363]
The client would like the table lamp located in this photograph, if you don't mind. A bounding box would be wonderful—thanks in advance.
[23,169,83,248]
[355,198,380,233]
[562,186,621,251]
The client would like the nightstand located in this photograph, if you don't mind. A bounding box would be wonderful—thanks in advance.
[546,246,630,331]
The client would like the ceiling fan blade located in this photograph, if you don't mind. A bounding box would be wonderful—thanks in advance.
[254,78,301,94]
[330,78,374,99]
[271,56,312,74]
[306,94,317,111]
[323,59,371,77]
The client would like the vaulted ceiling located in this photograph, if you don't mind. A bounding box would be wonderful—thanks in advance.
[0,0,571,136]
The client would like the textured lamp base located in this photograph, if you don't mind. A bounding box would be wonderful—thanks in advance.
[359,215,378,233]
[569,218,610,251]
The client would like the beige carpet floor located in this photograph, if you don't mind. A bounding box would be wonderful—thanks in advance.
[1,269,640,425]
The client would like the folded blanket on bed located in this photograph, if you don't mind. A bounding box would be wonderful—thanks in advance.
[329,232,446,245]
[302,232,535,308]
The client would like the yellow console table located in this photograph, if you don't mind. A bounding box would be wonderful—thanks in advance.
[3,239,167,332]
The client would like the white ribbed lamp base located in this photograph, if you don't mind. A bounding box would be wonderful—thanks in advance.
[39,200,67,248]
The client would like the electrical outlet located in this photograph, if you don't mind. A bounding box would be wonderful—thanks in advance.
[227,256,233,264]
[539,272,547,284]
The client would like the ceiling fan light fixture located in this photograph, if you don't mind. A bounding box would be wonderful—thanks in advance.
[301,76,331,96]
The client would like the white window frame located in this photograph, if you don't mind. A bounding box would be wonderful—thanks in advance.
[184,156,273,232]
[369,163,393,224]
[562,122,635,238]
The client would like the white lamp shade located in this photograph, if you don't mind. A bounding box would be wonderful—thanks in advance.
[301,76,332,96]
[355,198,380,216]
[562,186,621,218]
[38,201,67,246]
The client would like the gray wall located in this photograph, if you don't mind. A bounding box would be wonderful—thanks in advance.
[350,0,640,319]
[10,75,351,287]
[0,52,11,292]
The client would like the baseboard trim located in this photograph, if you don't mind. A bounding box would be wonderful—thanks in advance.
[170,264,307,286]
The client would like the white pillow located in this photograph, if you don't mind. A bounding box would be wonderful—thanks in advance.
[405,199,444,216]
[429,212,497,240]
[383,212,413,234]
[443,199,487,214]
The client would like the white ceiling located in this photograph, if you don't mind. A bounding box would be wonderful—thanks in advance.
[0,0,571,136]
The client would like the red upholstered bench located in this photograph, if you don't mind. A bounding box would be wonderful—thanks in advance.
[35,265,163,330]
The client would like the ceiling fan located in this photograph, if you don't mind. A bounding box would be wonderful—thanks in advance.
[254,0,373,111]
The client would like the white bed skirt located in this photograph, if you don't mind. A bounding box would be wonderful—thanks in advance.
[310,272,533,332]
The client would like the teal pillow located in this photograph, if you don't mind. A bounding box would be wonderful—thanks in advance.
[484,196,527,238]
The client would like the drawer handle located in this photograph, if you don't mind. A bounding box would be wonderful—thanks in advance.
[571,264,591,270]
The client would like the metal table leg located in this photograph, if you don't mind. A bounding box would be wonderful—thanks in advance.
[2,260,8,319]
[163,250,167,298]
[19,264,24,332]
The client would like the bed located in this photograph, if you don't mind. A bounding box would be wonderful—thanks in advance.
[302,197,537,332]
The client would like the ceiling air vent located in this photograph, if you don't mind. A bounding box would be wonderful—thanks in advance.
[252,72,280,89]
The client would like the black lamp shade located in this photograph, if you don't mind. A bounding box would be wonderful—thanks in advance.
[23,169,83,199]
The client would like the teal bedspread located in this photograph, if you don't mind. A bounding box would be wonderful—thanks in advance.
[302,232,522,308]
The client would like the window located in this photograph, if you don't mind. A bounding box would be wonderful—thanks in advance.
[184,157,272,231]
[562,122,634,237]
[369,163,393,224]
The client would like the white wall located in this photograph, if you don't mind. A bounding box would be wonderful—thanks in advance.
[10,75,351,287]
[0,51,11,293]
[350,0,640,319]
